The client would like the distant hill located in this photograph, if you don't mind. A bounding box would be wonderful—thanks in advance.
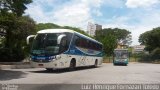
[36,23,89,36]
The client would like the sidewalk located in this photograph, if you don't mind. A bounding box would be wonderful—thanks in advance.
[0,62,32,69]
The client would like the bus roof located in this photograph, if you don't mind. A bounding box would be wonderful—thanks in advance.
[37,29,75,34]
[37,29,102,45]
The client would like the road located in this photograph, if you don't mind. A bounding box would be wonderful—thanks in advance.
[0,63,160,90]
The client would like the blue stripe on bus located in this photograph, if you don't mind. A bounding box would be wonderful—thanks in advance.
[63,46,103,57]
[31,55,55,60]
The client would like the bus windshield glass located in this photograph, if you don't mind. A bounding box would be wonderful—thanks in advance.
[31,33,69,56]
[114,50,128,59]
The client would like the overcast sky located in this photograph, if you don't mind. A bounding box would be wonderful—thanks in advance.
[25,0,160,45]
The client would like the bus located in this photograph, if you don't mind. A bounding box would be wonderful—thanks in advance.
[113,49,129,66]
[27,29,103,71]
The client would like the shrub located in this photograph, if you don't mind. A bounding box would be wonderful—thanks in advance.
[150,48,160,61]
[0,48,25,62]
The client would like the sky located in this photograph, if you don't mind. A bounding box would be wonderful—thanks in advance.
[25,0,160,45]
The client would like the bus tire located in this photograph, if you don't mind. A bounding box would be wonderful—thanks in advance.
[94,60,98,68]
[69,59,76,71]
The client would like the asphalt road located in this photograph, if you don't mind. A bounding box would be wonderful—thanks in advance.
[0,63,160,90]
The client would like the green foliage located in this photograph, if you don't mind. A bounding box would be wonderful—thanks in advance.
[139,27,160,52]
[150,48,160,60]
[0,15,36,61]
[62,26,89,36]
[95,28,131,56]
[0,0,34,62]
[101,35,117,56]
[36,23,61,31]
[36,23,89,36]
[0,0,32,16]
[132,52,149,62]
[135,48,160,62]
[96,28,131,45]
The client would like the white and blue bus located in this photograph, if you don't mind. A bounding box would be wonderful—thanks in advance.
[113,49,129,66]
[27,29,103,70]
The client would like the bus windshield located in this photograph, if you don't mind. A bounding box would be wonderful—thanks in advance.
[31,33,68,56]
[114,50,128,59]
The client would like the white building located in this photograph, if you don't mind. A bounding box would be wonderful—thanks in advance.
[87,22,102,36]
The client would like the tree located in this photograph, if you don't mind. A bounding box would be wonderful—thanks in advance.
[105,28,132,45]
[0,15,36,61]
[0,0,33,47]
[95,28,132,56]
[0,0,32,16]
[0,0,34,61]
[101,35,117,55]
[139,27,160,52]
[150,48,160,60]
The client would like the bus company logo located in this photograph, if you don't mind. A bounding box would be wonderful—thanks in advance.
[37,57,45,60]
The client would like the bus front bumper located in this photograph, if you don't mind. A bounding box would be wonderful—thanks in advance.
[30,60,63,69]
[113,60,128,65]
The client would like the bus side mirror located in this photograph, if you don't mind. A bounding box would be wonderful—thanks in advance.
[57,34,66,45]
[26,35,35,45]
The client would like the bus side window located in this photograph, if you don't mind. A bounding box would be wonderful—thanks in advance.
[74,36,80,47]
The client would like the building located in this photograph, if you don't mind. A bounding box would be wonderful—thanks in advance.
[116,43,128,49]
[87,22,102,36]
[132,45,145,53]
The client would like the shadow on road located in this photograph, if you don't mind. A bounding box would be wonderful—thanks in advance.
[0,70,27,81]
[30,66,100,74]
[113,64,128,66]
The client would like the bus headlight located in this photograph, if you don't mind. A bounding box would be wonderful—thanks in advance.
[55,55,61,60]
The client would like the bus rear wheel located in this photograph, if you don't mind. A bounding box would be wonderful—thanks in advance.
[94,60,98,68]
